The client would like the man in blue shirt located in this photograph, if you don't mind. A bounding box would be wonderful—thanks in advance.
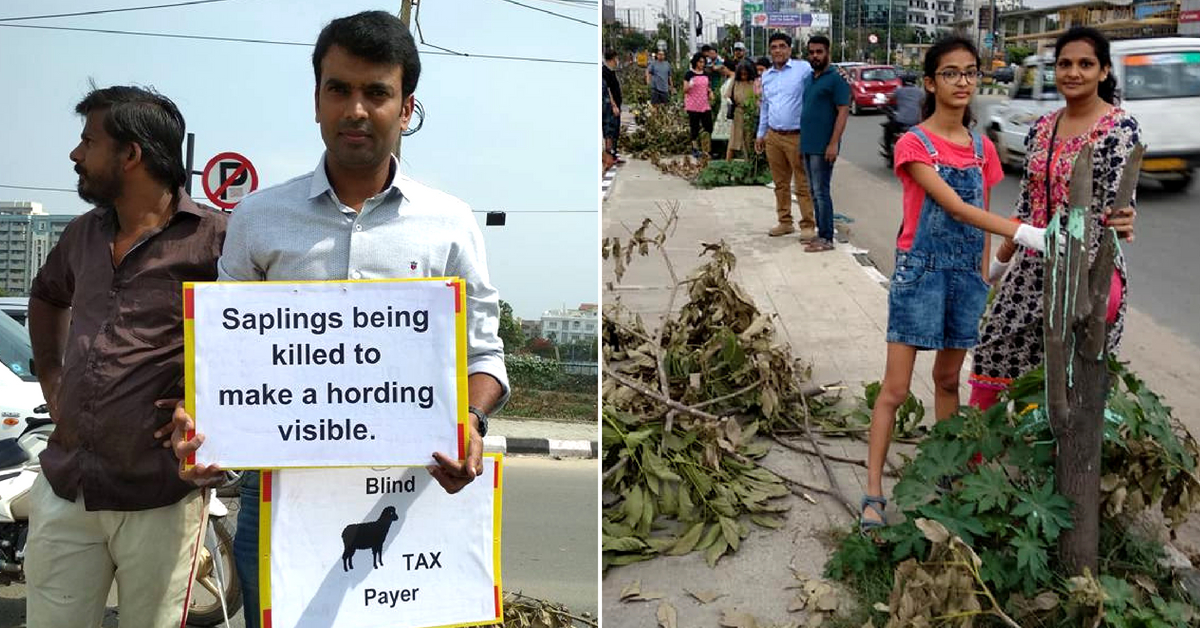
[754,32,816,240]
[799,35,851,252]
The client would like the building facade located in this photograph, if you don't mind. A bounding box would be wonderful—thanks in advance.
[540,303,598,345]
[1000,0,1184,52]
[0,202,73,296]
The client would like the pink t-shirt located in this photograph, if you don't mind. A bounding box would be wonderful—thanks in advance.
[893,126,1004,251]
[684,71,711,112]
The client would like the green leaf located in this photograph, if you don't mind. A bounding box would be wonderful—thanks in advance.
[892,476,935,510]
[910,438,973,484]
[960,466,1013,513]
[704,536,728,567]
[694,522,722,551]
[677,483,697,522]
[916,498,987,546]
[719,516,740,552]
[824,531,879,581]
[604,551,657,570]
[1012,528,1051,590]
[603,535,649,552]
[623,485,644,525]
[880,520,926,562]
[1100,575,1137,613]
[667,522,705,555]
[1011,479,1073,540]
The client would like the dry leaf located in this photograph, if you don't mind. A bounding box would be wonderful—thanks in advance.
[657,601,678,628]
[620,580,641,601]
[684,588,724,604]
[720,609,759,628]
[914,518,949,544]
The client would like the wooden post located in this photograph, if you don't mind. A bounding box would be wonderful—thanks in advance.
[1043,144,1143,574]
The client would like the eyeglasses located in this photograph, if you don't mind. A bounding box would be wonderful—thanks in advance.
[936,69,984,83]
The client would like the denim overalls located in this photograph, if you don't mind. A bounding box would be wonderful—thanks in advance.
[886,127,990,350]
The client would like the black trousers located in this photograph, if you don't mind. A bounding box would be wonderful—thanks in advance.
[687,110,713,142]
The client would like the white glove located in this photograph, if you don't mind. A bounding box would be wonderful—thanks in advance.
[1013,223,1047,253]
[988,257,1011,283]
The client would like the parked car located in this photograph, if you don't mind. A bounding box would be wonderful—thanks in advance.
[0,310,47,440]
[0,298,28,328]
[986,37,1200,192]
[843,65,902,115]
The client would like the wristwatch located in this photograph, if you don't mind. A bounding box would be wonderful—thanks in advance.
[468,405,488,438]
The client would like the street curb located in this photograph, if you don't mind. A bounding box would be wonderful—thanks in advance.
[484,435,598,458]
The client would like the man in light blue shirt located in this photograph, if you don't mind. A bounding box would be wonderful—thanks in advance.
[169,11,508,626]
[754,32,817,240]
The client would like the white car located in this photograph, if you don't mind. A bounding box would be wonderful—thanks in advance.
[0,311,48,440]
[986,37,1200,192]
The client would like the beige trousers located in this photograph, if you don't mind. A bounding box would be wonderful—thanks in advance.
[25,475,208,628]
[765,130,816,232]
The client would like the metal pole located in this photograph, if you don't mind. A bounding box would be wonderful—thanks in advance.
[688,0,697,57]
[184,132,195,195]
[988,0,997,68]
[886,0,892,65]
[840,0,847,62]
[395,0,414,160]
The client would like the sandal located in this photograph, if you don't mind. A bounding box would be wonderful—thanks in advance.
[804,238,835,252]
[860,494,888,533]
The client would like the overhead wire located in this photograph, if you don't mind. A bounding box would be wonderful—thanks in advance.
[4,186,595,213]
[0,23,595,65]
[493,0,597,26]
[0,0,240,22]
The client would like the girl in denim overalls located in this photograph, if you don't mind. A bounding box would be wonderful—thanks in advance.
[860,37,1049,531]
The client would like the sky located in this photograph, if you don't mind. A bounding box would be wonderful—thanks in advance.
[0,0,599,321]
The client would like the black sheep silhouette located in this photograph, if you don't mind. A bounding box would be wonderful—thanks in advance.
[341,505,399,571]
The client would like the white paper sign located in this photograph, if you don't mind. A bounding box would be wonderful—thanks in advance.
[185,279,467,469]
[261,458,503,628]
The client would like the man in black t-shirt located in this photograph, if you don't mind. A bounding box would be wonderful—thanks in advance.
[602,50,624,163]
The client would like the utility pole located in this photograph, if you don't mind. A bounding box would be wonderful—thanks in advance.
[395,0,414,160]
[886,0,893,65]
[988,0,998,69]
[688,0,697,57]
[840,0,847,62]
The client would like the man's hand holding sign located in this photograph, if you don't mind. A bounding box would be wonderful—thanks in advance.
[163,376,492,493]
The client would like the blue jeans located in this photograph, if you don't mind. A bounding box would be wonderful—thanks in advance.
[234,472,260,628]
[803,153,836,242]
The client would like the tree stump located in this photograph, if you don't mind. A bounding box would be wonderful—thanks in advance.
[1042,143,1143,575]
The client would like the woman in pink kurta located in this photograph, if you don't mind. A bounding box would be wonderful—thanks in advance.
[683,53,713,158]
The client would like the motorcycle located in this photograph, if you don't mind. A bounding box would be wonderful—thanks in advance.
[0,405,241,627]
[878,105,913,168]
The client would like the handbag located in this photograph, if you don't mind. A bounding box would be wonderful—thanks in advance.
[726,92,736,120]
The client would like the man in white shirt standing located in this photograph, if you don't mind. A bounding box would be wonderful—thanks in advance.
[166,11,508,627]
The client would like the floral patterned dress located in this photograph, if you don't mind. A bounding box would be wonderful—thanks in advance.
[970,107,1141,392]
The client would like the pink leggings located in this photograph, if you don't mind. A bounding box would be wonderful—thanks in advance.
[970,271,1124,411]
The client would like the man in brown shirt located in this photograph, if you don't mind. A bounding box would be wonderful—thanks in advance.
[26,85,228,628]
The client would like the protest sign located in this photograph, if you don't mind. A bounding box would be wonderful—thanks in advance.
[184,278,467,469]
[259,457,503,628]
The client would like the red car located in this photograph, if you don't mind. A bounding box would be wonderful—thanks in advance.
[842,65,903,115]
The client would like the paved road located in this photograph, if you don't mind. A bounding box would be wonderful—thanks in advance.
[0,455,598,627]
[834,96,1200,346]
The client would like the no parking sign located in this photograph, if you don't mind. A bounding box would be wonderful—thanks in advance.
[202,151,258,210]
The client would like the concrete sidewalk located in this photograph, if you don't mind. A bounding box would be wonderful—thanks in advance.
[600,157,1200,627]
[602,158,928,628]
